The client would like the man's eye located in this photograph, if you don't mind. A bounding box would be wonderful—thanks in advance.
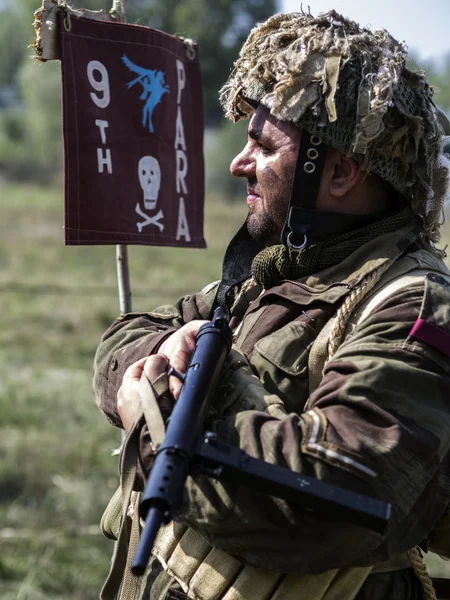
[259,143,272,155]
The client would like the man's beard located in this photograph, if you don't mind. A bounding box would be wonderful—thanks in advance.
[246,206,282,247]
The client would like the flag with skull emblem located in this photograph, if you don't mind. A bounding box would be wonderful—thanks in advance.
[60,13,205,248]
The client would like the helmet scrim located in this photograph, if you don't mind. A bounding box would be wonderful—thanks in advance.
[220,10,449,245]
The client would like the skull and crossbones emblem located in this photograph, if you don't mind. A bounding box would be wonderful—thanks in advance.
[135,156,164,232]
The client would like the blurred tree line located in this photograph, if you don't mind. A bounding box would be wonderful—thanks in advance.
[0,0,450,200]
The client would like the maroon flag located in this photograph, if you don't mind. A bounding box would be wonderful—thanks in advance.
[60,14,205,248]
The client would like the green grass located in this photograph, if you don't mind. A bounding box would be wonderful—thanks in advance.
[0,181,247,599]
[1,180,450,597]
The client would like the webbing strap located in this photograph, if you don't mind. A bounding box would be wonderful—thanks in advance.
[308,316,336,398]
[139,370,168,447]
[308,264,439,397]
[119,491,142,600]
[100,425,140,600]
[100,370,169,600]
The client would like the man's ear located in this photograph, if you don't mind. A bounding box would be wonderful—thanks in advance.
[328,151,362,197]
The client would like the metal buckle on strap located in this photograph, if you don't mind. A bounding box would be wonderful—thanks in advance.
[287,231,308,251]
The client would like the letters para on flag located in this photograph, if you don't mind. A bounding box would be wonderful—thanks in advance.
[59,13,205,248]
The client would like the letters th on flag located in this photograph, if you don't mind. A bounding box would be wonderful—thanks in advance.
[60,14,205,247]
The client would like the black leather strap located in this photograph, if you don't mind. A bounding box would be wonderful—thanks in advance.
[282,133,328,248]
[281,133,392,245]
[213,220,264,314]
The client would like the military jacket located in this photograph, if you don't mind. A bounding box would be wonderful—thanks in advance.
[93,222,450,599]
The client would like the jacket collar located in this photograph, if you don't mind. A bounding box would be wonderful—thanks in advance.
[301,221,422,291]
[243,221,423,314]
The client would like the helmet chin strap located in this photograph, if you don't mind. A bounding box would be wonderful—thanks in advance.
[281,133,377,249]
[281,133,328,249]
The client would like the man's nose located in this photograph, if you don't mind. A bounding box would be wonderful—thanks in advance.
[230,145,254,178]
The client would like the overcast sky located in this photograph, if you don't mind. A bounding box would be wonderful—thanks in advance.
[281,0,450,62]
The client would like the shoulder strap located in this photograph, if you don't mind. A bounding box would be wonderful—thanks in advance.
[349,269,431,328]
[308,316,337,396]
[100,371,170,600]
[308,266,444,397]
[100,425,141,600]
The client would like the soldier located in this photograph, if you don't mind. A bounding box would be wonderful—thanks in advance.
[94,10,450,600]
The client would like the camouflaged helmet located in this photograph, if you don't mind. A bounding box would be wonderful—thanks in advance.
[220,10,449,246]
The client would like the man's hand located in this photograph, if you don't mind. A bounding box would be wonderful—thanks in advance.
[159,320,208,399]
[117,354,169,432]
[117,320,207,430]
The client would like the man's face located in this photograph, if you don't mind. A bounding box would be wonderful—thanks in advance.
[230,105,301,246]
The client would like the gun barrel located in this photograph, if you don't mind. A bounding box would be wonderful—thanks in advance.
[132,506,165,575]
[131,308,232,575]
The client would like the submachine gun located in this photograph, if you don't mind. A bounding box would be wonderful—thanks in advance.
[132,308,391,575]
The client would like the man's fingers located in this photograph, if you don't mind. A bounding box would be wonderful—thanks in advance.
[123,356,148,382]
[168,373,183,400]
[118,355,170,432]
[159,319,207,365]
[118,320,205,427]
[142,354,169,381]
[157,320,209,400]
[164,337,194,399]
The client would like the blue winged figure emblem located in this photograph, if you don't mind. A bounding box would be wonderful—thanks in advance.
[122,54,170,133]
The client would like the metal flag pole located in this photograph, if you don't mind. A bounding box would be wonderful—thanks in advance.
[111,0,132,315]
[116,244,132,314]
[110,0,130,451]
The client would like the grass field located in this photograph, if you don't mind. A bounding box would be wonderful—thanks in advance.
[0,182,247,599]
[1,181,450,598]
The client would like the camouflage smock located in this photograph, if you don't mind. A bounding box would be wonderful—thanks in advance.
[93,221,450,599]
